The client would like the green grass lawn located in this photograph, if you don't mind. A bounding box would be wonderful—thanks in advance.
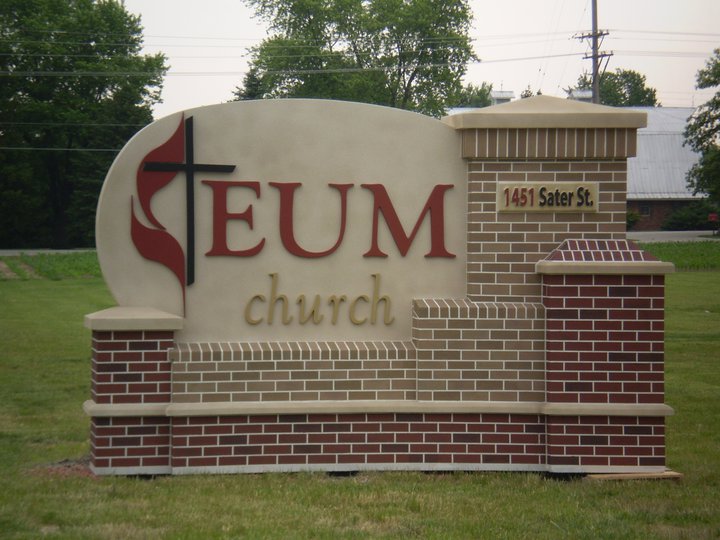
[0,249,718,539]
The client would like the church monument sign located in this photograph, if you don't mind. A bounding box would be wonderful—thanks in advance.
[85,97,674,475]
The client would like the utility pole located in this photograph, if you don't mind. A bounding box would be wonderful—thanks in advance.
[575,0,613,104]
[591,0,600,103]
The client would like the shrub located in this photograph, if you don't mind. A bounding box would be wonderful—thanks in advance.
[661,199,719,231]
[626,210,642,230]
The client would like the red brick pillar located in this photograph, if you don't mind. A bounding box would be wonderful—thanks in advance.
[84,307,182,475]
[538,240,674,472]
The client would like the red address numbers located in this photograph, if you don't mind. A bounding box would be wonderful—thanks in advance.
[503,186,535,208]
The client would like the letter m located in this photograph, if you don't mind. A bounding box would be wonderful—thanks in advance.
[362,184,455,258]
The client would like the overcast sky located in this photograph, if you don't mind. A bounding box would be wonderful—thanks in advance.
[123,0,720,119]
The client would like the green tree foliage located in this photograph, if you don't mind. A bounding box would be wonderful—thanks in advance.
[685,49,720,154]
[684,49,720,206]
[233,0,476,117]
[0,0,166,248]
[447,82,492,108]
[685,147,720,206]
[571,68,659,107]
[661,199,719,231]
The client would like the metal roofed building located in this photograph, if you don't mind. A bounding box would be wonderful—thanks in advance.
[490,90,516,106]
[626,106,702,230]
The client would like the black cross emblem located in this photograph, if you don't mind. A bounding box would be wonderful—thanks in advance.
[143,116,235,286]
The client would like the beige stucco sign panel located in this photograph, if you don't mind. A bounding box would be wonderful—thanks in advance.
[97,100,466,342]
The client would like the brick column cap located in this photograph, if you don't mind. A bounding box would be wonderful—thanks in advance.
[442,95,647,130]
[85,306,184,331]
[536,239,674,275]
[84,399,168,417]
[537,260,674,275]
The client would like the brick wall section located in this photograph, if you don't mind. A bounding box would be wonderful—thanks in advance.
[540,239,667,471]
[92,330,175,404]
[412,299,545,402]
[463,126,637,307]
[627,200,691,231]
[461,128,637,160]
[91,416,170,472]
[90,329,175,473]
[542,242,665,405]
[170,413,546,471]
[171,341,416,403]
[467,159,629,304]
[544,273,665,405]
[547,415,665,470]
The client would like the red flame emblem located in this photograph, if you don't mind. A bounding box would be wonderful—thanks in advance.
[130,117,187,310]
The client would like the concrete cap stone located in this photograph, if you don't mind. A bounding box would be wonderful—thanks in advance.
[442,95,648,130]
[84,306,184,331]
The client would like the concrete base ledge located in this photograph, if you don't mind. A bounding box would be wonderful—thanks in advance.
[91,465,171,476]
[172,462,545,476]
[91,463,666,476]
[84,399,674,418]
[83,400,167,417]
[90,463,666,479]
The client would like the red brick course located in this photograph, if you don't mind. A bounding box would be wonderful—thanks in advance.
[91,416,171,472]
[91,331,174,405]
[546,415,665,470]
[543,276,665,405]
[169,413,546,470]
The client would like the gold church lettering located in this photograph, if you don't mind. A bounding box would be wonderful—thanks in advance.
[245,273,394,326]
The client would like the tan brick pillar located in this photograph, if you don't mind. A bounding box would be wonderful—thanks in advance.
[445,96,674,473]
[442,95,646,304]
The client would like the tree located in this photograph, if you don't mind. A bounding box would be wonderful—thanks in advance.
[520,85,542,99]
[684,48,720,206]
[0,0,167,248]
[569,68,659,107]
[233,0,476,117]
[448,82,492,108]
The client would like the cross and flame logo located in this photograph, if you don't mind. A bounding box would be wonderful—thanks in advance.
[130,115,235,311]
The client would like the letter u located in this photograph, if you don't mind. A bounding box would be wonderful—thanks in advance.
[269,182,353,258]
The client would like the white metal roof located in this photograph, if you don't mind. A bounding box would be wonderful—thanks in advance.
[627,107,701,200]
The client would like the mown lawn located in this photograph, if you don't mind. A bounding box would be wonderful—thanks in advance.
[0,248,718,539]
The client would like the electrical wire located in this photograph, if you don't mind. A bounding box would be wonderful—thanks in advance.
[0,121,146,126]
[0,146,121,152]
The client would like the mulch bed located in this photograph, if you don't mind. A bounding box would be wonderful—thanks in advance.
[34,456,96,479]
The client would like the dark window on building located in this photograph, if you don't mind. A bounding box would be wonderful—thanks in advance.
[639,205,651,217]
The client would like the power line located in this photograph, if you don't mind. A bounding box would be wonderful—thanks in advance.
[0,35,470,48]
[0,146,120,152]
[1,46,712,79]
[1,43,712,63]
[0,55,558,78]
[481,52,581,64]
[609,29,720,38]
[609,36,720,44]
[0,70,163,77]
[613,50,712,59]
[0,121,146,126]
[5,27,717,45]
